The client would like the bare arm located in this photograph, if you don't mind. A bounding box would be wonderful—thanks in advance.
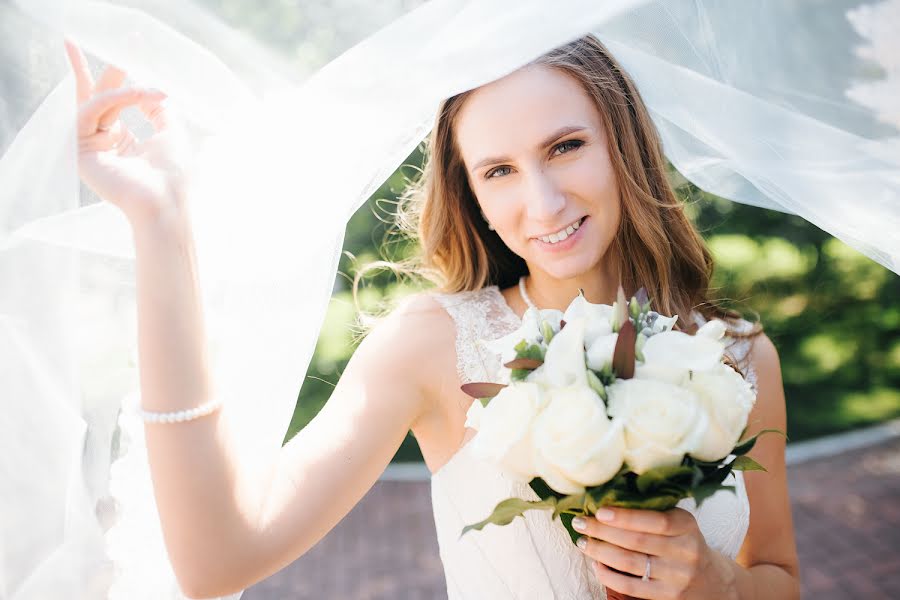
[64,43,445,599]
[134,210,443,598]
[724,333,802,599]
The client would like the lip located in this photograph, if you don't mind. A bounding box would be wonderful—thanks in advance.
[531,216,585,240]
[531,216,588,253]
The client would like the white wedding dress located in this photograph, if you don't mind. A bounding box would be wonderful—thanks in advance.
[429,286,754,599]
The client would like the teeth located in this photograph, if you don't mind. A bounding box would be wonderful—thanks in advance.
[539,218,582,244]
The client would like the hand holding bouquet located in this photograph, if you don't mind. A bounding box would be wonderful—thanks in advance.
[459,287,784,543]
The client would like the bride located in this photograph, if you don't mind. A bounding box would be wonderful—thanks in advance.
[64,27,801,599]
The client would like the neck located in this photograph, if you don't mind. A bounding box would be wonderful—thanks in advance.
[522,260,620,311]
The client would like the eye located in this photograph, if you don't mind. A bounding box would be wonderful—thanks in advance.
[552,139,584,156]
[485,165,512,180]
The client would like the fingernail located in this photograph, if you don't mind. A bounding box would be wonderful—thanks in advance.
[576,536,588,550]
[572,517,586,531]
[595,508,614,522]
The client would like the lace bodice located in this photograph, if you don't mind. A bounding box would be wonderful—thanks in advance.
[429,285,753,599]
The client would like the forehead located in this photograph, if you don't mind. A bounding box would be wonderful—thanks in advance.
[454,64,602,162]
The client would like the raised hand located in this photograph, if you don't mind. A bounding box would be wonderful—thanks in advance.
[64,39,190,226]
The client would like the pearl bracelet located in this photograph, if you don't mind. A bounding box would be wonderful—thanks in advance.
[136,397,223,424]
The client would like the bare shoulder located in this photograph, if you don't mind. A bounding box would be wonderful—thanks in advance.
[750,333,785,412]
[744,331,786,431]
[748,331,781,376]
[363,292,455,360]
[354,291,458,405]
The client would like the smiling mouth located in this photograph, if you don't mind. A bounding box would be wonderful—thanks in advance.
[533,216,587,244]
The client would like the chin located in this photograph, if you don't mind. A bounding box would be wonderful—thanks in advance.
[531,253,605,281]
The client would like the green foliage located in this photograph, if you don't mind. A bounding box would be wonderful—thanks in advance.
[687,183,900,442]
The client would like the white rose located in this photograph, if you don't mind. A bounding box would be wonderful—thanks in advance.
[696,318,727,341]
[526,317,588,388]
[585,332,618,371]
[531,385,625,494]
[562,294,614,346]
[686,363,757,461]
[642,329,724,373]
[606,378,710,475]
[468,382,547,482]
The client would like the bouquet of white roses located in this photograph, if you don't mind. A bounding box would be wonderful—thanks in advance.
[459,287,784,541]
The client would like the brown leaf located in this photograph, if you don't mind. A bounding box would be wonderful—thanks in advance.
[460,382,507,399]
[504,358,544,370]
[612,319,636,379]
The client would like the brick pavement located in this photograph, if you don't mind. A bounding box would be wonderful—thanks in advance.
[243,437,900,599]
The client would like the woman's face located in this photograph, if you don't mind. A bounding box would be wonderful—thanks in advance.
[454,64,621,282]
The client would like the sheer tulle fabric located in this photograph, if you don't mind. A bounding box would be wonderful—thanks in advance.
[0,0,897,598]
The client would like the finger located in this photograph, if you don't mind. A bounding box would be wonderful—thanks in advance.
[593,506,694,536]
[591,560,664,600]
[78,124,135,154]
[138,95,170,132]
[116,128,139,155]
[577,536,664,579]
[95,65,128,94]
[98,88,170,133]
[579,521,670,557]
[63,39,94,103]
[78,88,166,137]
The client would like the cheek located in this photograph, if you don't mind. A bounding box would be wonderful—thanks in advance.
[574,158,620,223]
[478,190,523,237]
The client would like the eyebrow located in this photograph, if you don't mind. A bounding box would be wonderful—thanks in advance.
[469,124,591,174]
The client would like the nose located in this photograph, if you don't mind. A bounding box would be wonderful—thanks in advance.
[523,168,566,223]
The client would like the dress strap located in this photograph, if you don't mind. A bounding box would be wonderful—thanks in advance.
[430,286,521,386]
[691,311,760,391]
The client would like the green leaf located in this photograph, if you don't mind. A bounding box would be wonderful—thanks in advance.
[460,497,557,537]
[558,512,582,544]
[732,428,788,456]
[510,369,531,382]
[513,340,545,361]
[699,463,735,486]
[635,465,694,494]
[553,493,587,520]
[731,455,768,472]
[598,489,684,511]
[692,483,736,509]
[528,477,563,500]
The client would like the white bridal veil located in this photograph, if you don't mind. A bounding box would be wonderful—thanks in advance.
[1,0,897,598]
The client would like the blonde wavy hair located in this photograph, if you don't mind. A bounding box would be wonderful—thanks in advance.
[355,33,758,340]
